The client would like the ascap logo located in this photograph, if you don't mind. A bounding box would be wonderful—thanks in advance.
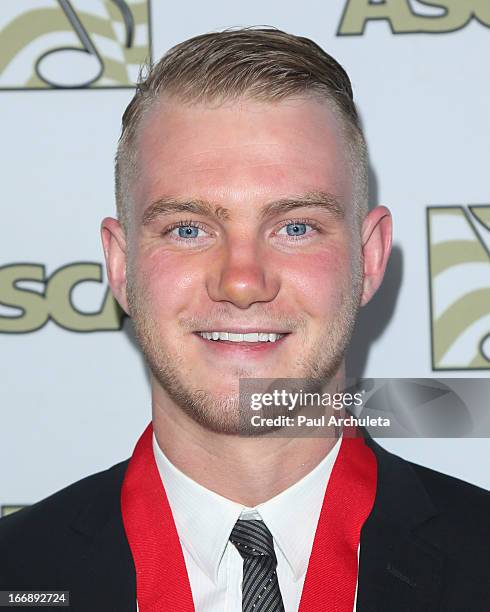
[338,0,490,35]
[427,205,490,371]
[0,263,125,333]
[0,0,151,89]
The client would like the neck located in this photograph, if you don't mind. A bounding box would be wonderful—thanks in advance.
[151,373,345,507]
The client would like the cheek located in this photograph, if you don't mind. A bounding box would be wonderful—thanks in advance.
[134,249,204,320]
[279,245,353,314]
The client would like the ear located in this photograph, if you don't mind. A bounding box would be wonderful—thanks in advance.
[100,217,130,314]
[360,206,392,307]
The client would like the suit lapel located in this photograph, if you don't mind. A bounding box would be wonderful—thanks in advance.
[71,509,136,611]
[66,460,136,612]
[357,435,444,612]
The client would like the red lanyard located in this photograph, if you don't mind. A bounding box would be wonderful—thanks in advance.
[121,422,377,612]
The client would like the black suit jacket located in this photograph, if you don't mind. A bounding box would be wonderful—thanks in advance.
[1,435,489,611]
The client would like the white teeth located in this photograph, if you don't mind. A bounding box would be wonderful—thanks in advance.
[243,333,259,342]
[198,331,284,343]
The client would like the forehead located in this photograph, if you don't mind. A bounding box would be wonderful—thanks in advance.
[132,95,352,217]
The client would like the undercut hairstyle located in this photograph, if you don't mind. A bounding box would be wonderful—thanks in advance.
[115,27,368,232]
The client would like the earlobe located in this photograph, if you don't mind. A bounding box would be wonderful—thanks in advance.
[360,206,393,307]
[100,217,130,315]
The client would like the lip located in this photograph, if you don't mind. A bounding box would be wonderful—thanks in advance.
[196,329,292,334]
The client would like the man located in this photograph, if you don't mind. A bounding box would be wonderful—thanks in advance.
[1,27,489,612]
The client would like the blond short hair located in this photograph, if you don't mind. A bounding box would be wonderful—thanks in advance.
[115,27,368,232]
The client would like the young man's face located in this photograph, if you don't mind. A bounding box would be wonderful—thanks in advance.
[110,96,372,433]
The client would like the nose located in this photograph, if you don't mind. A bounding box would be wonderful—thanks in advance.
[206,239,280,309]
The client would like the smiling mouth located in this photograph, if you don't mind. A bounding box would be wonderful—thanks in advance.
[197,331,287,343]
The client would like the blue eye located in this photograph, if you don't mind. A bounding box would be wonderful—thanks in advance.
[277,222,309,236]
[276,220,319,240]
[286,223,307,236]
[176,225,200,238]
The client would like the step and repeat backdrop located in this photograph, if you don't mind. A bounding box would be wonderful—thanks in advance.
[1,0,489,515]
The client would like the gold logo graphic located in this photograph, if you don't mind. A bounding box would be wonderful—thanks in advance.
[0,263,125,333]
[1,505,25,517]
[427,206,490,371]
[338,0,490,35]
[0,0,151,89]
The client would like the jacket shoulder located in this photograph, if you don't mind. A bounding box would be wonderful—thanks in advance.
[0,459,130,588]
[0,459,129,537]
[409,459,490,512]
[368,436,490,516]
[408,459,490,552]
[371,439,490,563]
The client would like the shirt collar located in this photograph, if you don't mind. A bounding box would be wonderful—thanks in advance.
[152,433,342,584]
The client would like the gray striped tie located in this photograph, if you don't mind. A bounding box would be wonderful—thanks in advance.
[230,519,286,612]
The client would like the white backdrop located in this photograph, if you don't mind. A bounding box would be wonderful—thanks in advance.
[1,0,489,514]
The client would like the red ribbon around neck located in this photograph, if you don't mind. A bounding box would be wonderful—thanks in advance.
[121,422,377,611]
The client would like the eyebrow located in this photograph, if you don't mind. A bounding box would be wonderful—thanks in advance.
[140,191,344,226]
[258,192,344,222]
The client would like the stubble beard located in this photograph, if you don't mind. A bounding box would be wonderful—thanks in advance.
[126,260,363,436]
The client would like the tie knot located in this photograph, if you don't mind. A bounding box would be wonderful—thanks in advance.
[229,519,277,560]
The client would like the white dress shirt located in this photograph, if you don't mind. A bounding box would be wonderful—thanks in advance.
[135,434,359,611]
